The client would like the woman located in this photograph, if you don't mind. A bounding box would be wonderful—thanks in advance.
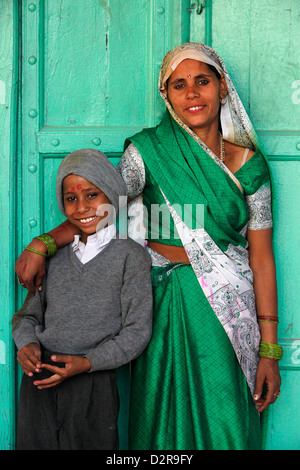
[16,43,282,450]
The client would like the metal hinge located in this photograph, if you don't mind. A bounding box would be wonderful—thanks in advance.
[187,1,207,15]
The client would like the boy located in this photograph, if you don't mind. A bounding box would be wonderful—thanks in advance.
[12,149,153,450]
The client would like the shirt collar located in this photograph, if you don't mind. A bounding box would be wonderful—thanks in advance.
[72,224,117,252]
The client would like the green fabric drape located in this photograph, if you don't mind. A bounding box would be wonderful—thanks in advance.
[126,112,269,252]
[129,264,261,450]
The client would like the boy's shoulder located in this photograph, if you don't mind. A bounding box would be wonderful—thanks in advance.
[45,243,70,269]
[47,237,151,268]
[113,237,151,264]
[49,243,70,259]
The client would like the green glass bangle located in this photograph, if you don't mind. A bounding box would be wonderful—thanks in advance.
[260,341,282,350]
[25,245,47,257]
[258,319,279,324]
[259,341,283,361]
[34,233,57,257]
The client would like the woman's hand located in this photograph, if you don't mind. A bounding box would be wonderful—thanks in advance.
[17,343,42,376]
[16,222,81,294]
[15,239,47,294]
[253,357,281,412]
[33,354,92,389]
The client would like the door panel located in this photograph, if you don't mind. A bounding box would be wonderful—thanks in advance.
[44,0,148,128]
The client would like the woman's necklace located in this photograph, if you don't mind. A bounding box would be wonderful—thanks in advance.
[219,132,225,162]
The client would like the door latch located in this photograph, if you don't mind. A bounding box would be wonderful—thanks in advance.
[187,1,207,15]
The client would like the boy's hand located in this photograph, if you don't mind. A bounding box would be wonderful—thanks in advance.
[33,354,92,389]
[17,343,42,376]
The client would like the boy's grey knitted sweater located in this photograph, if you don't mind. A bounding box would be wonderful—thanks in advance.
[12,237,153,371]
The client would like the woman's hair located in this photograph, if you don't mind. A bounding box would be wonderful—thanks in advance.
[207,63,221,79]
[165,61,220,90]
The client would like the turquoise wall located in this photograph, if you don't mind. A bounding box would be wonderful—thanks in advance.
[0,0,18,449]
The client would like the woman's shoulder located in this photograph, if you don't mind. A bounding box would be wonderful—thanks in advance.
[126,126,157,149]
[117,143,146,198]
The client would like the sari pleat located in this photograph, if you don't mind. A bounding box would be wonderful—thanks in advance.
[129,264,261,450]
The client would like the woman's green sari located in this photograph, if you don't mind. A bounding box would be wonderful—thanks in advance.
[117,43,274,450]
[130,264,260,450]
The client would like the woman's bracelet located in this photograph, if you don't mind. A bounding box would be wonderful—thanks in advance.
[257,315,279,324]
[33,233,57,257]
[25,245,47,257]
[258,341,283,361]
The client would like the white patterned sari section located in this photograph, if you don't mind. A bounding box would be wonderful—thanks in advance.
[247,181,273,230]
[161,192,260,394]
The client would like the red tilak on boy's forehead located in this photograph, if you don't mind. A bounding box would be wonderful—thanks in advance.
[69,184,84,192]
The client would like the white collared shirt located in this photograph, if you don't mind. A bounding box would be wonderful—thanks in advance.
[72,224,117,264]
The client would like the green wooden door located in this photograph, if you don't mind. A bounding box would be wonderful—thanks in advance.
[0,0,19,451]
[190,0,300,450]
[14,0,190,451]
[1,0,299,450]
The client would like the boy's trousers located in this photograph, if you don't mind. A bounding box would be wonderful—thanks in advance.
[16,351,119,450]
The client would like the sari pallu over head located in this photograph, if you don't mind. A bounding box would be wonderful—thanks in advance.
[126,43,274,394]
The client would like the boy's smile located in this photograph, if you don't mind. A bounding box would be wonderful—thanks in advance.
[63,174,113,244]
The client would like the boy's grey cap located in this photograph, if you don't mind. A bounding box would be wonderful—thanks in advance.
[56,148,127,216]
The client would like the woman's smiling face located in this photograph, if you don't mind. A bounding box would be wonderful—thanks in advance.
[166,59,227,136]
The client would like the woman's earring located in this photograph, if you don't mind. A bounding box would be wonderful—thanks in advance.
[220,97,227,106]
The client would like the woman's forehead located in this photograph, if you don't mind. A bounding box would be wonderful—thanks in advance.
[170,59,212,76]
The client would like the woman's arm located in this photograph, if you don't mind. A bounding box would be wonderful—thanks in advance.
[247,227,281,412]
[15,220,80,294]
[16,143,143,294]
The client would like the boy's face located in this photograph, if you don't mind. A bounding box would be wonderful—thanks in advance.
[63,174,112,243]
